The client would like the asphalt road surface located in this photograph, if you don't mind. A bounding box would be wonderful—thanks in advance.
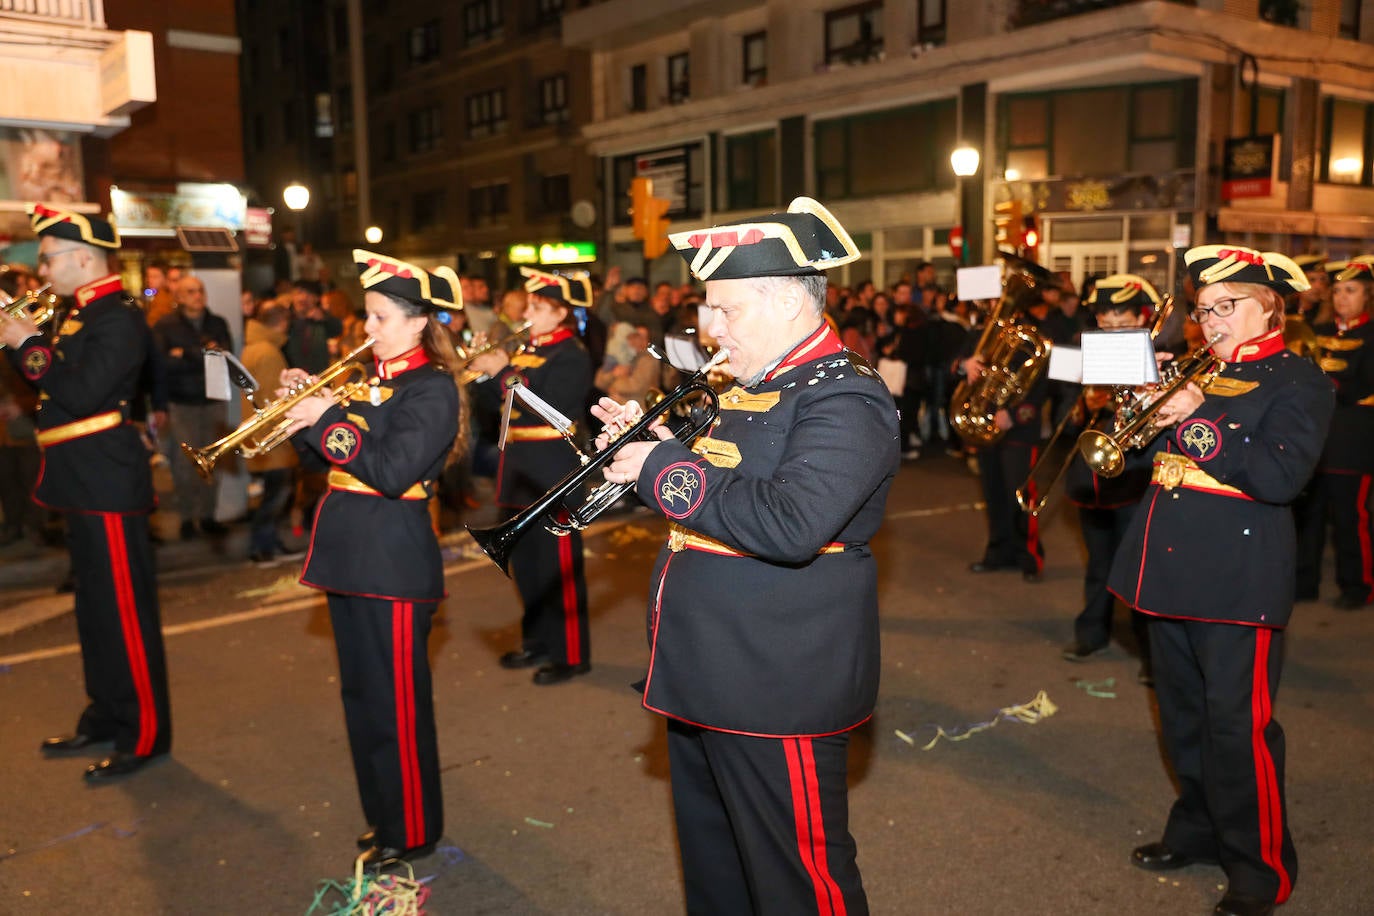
[1,454,1371,914]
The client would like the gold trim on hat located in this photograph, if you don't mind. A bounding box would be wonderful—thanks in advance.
[353,249,462,310]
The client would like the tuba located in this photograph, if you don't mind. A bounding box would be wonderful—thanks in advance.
[948,254,1054,446]
[0,285,60,346]
[181,338,376,481]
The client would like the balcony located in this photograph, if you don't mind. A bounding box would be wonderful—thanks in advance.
[0,0,106,30]
[1011,0,1193,29]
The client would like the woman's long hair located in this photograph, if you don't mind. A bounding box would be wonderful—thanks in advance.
[384,293,468,461]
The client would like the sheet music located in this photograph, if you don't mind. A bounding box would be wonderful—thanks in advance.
[1080,330,1160,386]
[1047,345,1082,383]
[498,381,575,451]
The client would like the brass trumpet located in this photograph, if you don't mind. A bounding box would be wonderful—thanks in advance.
[181,338,376,481]
[455,321,532,384]
[468,349,729,575]
[0,284,60,345]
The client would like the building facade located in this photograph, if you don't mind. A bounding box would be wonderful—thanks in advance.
[563,0,1374,295]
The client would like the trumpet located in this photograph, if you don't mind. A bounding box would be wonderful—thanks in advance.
[1076,333,1223,479]
[181,338,376,481]
[0,285,60,345]
[456,321,532,384]
[467,350,729,575]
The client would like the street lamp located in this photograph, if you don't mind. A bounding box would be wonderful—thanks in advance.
[950,146,981,265]
[364,226,383,244]
[950,146,980,178]
[283,182,311,211]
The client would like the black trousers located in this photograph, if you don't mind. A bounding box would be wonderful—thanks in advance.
[666,720,867,916]
[65,511,171,756]
[976,441,1043,574]
[1292,476,1327,599]
[1151,617,1297,903]
[507,512,588,666]
[1325,471,1374,602]
[328,594,444,850]
[1073,504,1149,656]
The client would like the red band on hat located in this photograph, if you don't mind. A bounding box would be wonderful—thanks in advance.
[369,259,413,280]
[687,229,766,249]
[32,204,70,222]
[1216,248,1264,266]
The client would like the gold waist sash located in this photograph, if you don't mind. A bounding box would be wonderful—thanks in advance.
[35,410,122,447]
[1152,454,1250,500]
[667,521,846,557]
[327,468,428,500]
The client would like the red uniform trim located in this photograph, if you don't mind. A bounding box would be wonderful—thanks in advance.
[557,514,581,664]
[1250,628,1292,903]
[393,601,425,847]
[765,323,843,382]
[1358,475,1374,602]
[377,345,430,380]
[784,738,846,916]
[103,513,157,756]
[74,275,123,308]
[1225,327,1284,363]
[1131,488,1163,607]
[1336,313,1370,333]
[530,326,575,348]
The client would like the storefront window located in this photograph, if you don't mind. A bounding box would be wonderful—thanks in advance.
[724,130,777,211]
[1322,97,1372,185]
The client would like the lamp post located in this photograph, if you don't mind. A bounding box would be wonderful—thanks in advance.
[950,146,980,266]
[283,182,311,212]
[364,226,383,245]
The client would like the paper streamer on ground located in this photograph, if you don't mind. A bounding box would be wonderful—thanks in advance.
[895,690,1058,750]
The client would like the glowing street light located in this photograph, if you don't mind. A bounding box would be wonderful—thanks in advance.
[283,182,311,211]
[950,145,981,178]
[364,226,383,244]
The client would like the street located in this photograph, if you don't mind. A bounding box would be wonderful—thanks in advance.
[0,454,1371,915]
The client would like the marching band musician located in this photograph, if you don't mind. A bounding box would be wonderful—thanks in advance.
[469,267,593,686]
[1059,275,1157,684]
[1108,246,1334,916]
[1297,256,1374,609]
[281,250,462,870]
[592,198,899,915]
[0,205,172,782]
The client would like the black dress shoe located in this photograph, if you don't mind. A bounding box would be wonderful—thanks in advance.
[84,751,165,783]
[356,828,376,850]
[1214,892,1275,916]
[1131,841,1211,871]
[1334,592,1370,610]
[532,661,591,686]
[499,649,548,669]
[1060,641,1107,662]
[968,560,1012,573]
[358,841,437,872]
[40,733,112,754]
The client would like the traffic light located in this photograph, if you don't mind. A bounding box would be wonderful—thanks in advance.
[993,199,1023,253]
[628,176,671,259]
[1022,213,1040,258]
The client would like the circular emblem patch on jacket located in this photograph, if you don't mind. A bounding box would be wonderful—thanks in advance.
[655,461,705,519]
[322,421,362,464]
[1176,418,1221,462]
[21,344,50,380]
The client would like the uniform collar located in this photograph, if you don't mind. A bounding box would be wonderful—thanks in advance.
[531,326,574,348]
[1227,327,1285,363]
[763,321,842,383]
[376,345,429,379]
[1336,313,1370,333]
[74,274,123,309]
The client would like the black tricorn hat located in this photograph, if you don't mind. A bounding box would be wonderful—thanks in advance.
[521,266,591,309]
[1292,253,1328,273]
[354,249,462,312]
[29,203,119,249]
[1184,245,1309,295]
[1087,273,1160,313]
[669,197,860,281]
[1325,255,1374,284]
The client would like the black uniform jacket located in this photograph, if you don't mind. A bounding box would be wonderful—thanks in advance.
[1313,314,1374,473]
[635,323,900,737]
[1065,389,1153,509]
[7,277,153,513]
[295,346,458,601]
[152,309,233,404]
[1108,330,1334,628]
[473,327,592,509]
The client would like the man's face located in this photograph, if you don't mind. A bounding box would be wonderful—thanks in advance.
[894,283,913,306]
[704,277,795,383]
[472,279,490,304]
[146,266,166,292]
[36,237,95,296]
[917,265,936,287]
[175,277,208,317]
[292,287,319,316]
[1094,308,1146,331]
[624,281,647,304]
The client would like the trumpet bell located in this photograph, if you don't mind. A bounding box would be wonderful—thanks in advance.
[1077,428,1125,478]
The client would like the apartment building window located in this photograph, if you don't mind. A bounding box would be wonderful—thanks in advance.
[408,19,441,65]
[464,0,502,46]
[667,53,690,105]
[725,130,777,210]
[1234,85,1284,137]
[467,88,507,138]
[315,92,335,138]
[537,74,569,125]
[742,32,766,86]
[1000,81,1195,180]
[337,86,354,132]
[917,0,947,47]
[1340,0,1362,40]
[469,181,510,227]
[814,99,957,199]
[276,27,292,68]
[536,0,565,24]
[825,2,884,66]
[1259,0,1299,27]
[413,189,447,232]
[250,113,265,153]
[282,100,297,142]
[628,64,647,112]
[382,122,397,162]
[1321,97,1373,185]
[245,47,258,86]
[332,5,349,52]
[409,105,443,153]
[540,173,571,214]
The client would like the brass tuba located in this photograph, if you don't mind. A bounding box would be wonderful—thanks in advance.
[0,284,60,346]
[948,254,1054,446]
[181,338,376,480]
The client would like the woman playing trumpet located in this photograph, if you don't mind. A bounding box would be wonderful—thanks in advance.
[280,250,462,871]
[1107,246,1333,916]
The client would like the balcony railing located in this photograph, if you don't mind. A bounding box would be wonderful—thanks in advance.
[1011,0,1193,29]
[0,0,106,30]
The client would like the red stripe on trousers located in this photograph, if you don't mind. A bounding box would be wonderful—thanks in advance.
[1357,475,1374,601]
[1026,446,1043,571]
[103,514,157,756]
[393,602,424,846]
[557,528,580,664]
[783,738,846,916]
[1250,628,1292,903]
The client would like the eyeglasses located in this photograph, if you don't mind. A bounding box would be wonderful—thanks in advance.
[1191,296,1250,322]
[36,247,84,267]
